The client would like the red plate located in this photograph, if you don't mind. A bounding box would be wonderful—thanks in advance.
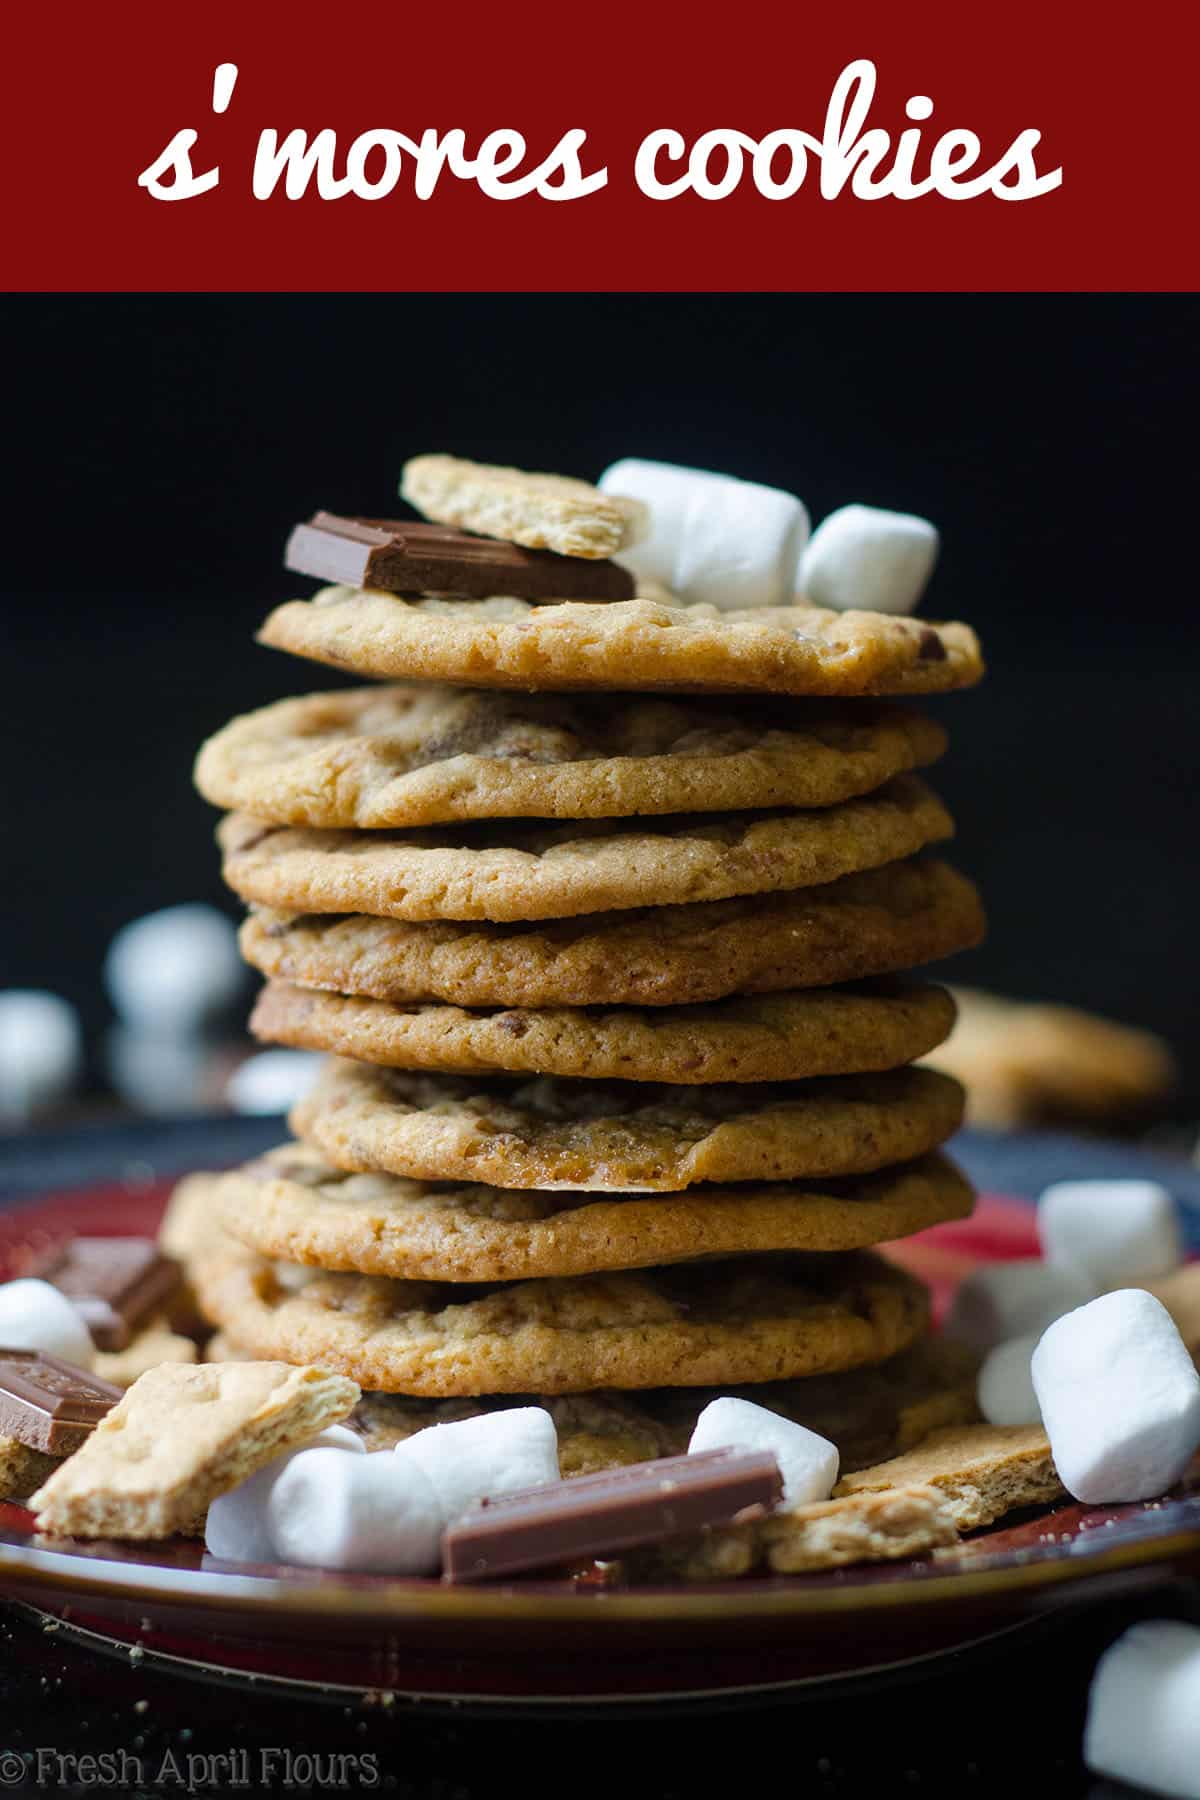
[2,1170,1198,1703]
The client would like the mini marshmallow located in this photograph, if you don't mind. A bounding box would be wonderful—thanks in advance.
[798,504,939,615]
[1038,1178,1183,1290]
[205,1425,364,1563]
[268,1445,443,1575]
[225,1050,324,1117]
[0,1279,95,1368]
[397,1406,560,1525]
[944,1259,1096,1354]
[1032,1290,1200,1503]
[0,990,83,1125]
[598,458,809,610]
[1084,1620,1200,1798]
[104,904,244,1034]
[688,1396,838,1505]
[977,1332,1042,1427]
[104,1026,217,1118]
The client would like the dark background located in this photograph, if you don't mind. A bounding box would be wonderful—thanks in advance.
[2,295,1197,1103]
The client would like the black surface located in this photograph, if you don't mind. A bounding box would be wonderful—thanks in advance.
[2,294,1199,1108]
[0,1583,1195,1796]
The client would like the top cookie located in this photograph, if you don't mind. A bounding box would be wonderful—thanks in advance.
[258,589,984,699]
[400,453,643,559]
[195,686,946,830]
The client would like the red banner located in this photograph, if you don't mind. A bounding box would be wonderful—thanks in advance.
[3,1,1194,291]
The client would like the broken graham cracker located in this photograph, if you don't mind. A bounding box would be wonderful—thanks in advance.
[401,454,643,560]
[92,1318,198,1387]
[28,1361,360,1540]
[835,1423,1064,1529]
[762,1485,960,1574]
[0,1436,61,1504]
[633,1484,959,1581]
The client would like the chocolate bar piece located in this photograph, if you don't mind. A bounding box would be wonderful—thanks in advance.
[442,1448,782,1583]
[33,1239,182,1351]
[285,513,636,602]
[0,1352,121,1455]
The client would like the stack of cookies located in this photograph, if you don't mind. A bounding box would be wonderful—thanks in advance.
[181,455,987,1502]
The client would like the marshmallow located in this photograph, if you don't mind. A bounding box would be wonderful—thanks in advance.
[268,1445,443,1574]
[397,1406,560,1525]
[1084,1620,1200,1798]
[104,1026,216,1117]
[598,458,809,609]
[1032,1290,1200,1503]
[0,990,83,1125]
[688,1396,838,1505]
[798,505,939,615]
[104,904,244,1033]
[944,1259,1096,1354]
[977,1332,1042,1427]
[1038,1179,1183,1290]
[0,1279,95,1368]
[205,1425,364,1563]
[225,1050,324,1117]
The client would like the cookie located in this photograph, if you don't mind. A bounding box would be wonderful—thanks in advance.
[208,1335,980,1475]
[835,1422,1064,1529]
[218,776,953,924]
[28,1361,360,1540]
[240,859,986,1010]
[182,1233,930,1395]
[924,987,1176,1129]
[201,1143,973,1281]
[258,590,984,699]
[195,686,947,829]
[400,454,642,559]
[291,1060,965,1192]
[250,979,958,1086]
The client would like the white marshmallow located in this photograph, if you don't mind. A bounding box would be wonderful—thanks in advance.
[598,458,809,610]
[0,1279,94,1368]
[104,904,244,1033]
[798,504,939,615]
[1084,1620,1200,1798]
[688,1397,837,1505]
[1038,1179,1183,1290]
[944,1259,1096,1354]
[205,1425,364,1563]
[397,1406,560,1525]
[977,1332,1042,1427]
[268,1445,443,1575]
[225,1050,324,1117]
[0,990,83,1125]
[1032,1290,1200,1503]
[104,1026,216,1117]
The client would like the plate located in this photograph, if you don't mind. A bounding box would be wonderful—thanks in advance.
[1,1119,1198,1703]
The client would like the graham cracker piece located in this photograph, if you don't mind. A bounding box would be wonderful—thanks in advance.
[93,1318,198,1387]
[0,1435,62,1504]
[762,1484,960,1574]
[835,1422,1063,1528]
[28,1360,360,1540]
[401,454,641,559]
